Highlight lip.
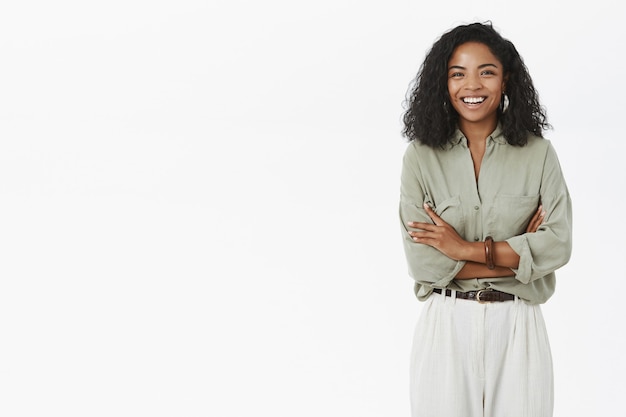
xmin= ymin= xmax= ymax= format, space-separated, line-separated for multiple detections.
xmin=461 ymin=96 xmax=487 ymax=105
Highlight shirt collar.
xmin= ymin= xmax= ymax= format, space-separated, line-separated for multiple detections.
xmin=448 ymin=124 xmax=507 ymax=148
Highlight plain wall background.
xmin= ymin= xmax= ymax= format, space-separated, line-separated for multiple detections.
xmin=1 ymin=1 xmax=624 ymax=416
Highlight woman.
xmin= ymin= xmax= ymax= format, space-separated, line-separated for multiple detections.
xmin=399 ymin=22 xmax=572 ymax=417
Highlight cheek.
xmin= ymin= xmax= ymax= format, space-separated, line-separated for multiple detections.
xmin=493 ymin=80 xmax=504 ymax=96
xmin=447 ymin=81 xmax=456 ymax=97
xmin=448 ymin=98 xmax=463 ymax=115
xmin=447 ymin=83 xmax=461 ymax=105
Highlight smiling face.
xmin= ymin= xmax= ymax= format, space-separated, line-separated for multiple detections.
xmin=447 ymin=42 xmax=506 ymax=133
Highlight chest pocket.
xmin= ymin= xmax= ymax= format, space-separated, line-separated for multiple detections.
xmin=432 ymin=195 xmax=465 ymax=232
xmin=488 ymin=194 xmax=540 ymax=237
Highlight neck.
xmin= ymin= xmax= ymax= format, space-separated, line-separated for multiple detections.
xmin=459 ymin=119 xmax=498 ymax=145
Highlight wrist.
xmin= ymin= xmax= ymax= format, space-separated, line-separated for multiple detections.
xmin=460 ymin=241 xmax=485 ymax=263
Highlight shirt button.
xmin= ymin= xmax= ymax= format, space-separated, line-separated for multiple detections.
xmin=474 ymin=206 xmax=479 ymax=210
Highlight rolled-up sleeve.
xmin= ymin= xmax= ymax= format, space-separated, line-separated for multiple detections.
xmin=505 ymin=142 xmax=572 ymax=284
xmin=399 ymin=144 xmax=466 ymax=287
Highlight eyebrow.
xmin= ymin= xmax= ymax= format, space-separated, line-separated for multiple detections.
xmin=448 ymin=63 xmax=499 ymax=70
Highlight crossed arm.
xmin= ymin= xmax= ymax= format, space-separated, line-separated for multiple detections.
xmin=407 ymin=203 xmax=545 ymax=280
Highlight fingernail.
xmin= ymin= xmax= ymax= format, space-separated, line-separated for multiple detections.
xmin=423 ymin=203 xmax=430 ymax=209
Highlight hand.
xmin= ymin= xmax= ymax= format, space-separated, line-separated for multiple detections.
xmin=525 ymin=205 xmax=546 ymax=233
xmin=407 ymin=203 xmax=468 ymax=260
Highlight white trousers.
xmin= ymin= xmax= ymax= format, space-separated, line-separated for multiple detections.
xmin=410 ymin=291 xmax=553 ymax=417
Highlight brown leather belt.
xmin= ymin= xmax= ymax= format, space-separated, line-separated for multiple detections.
xmin=432 ymin=288 xmax=515 ymax=303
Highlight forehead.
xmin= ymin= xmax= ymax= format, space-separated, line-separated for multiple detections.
xmin=448 ymin=42 xmax=501 ymax=66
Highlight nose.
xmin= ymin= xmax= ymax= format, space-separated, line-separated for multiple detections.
xmin=464 ymin=73 xmax=482 ymax=90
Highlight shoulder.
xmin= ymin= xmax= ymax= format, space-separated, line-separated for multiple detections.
xmin=515 ymin=133 xmax=552 ymax=157
xmin=401 ymin=140 xmax=441 ymax=178
xmin=513 ymin=135 xmax=567 ymax=174
xmin=525 ymin=133 xmax=549 ymax=148
xmin=403 ymin=138 xmax=446 ymax=160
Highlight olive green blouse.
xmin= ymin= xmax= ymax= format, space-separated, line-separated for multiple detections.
xmin=399 ymin=126 xmax=572 ymax=304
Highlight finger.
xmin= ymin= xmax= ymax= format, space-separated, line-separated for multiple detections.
xmin=410 ymin=231 xmax=433 ymax=239
xmin=423 ymin=203 xmax=444 ymax=226
xmin=526 ymin=207 xmax=546 ymax=233
xmin=531 ymin=205 xmax=542 ymax=219
xmin=407 ymin=222 xmax=437 ymax=231
xmin=526 ymin=217 xmax=538 ymax=233
xmin=411 ymin=233 xmax=436 ymax=244
xmin=409 ymin=227 xmax=438 ymax=236
xmin=533 ymin=206 xmax=545 ymax=221
xmin=537 ymin=210 xmax=546 ymax=227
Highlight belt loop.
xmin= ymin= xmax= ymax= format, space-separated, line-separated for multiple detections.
xmin=451 ymin=289 xmax=457 ymax=305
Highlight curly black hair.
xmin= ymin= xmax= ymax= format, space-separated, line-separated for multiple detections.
xmin=402 ymin=22 xmax=550 ymax=147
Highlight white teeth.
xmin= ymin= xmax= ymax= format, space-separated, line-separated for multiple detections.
xmin=463 ymin=97 xmax=486 ymax=104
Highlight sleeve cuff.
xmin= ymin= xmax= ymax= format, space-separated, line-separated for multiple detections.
xmin=431 ymin=260 xmax=467 ymax=288
xmin=505 ymin=235 xmax=532 ymax=284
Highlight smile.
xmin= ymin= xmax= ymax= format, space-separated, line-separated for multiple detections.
xmin=462 ymin=96 xmax=486 ymax=104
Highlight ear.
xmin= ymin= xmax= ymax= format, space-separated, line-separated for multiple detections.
xmin=502 ymin=73 xmax=509 ymax=92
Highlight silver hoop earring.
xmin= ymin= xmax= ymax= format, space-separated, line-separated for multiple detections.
xmin=502 ymin=94 xmax=510 ymax=113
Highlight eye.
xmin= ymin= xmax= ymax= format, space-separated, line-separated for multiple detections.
xmin=481 ymin=70 xmax=496 ymax=76
xmin=449 ymin=72 xmax=464 ymax=78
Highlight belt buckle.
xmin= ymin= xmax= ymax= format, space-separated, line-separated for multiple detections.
xmin=475 ymin=289 xmax=492 ymax=304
